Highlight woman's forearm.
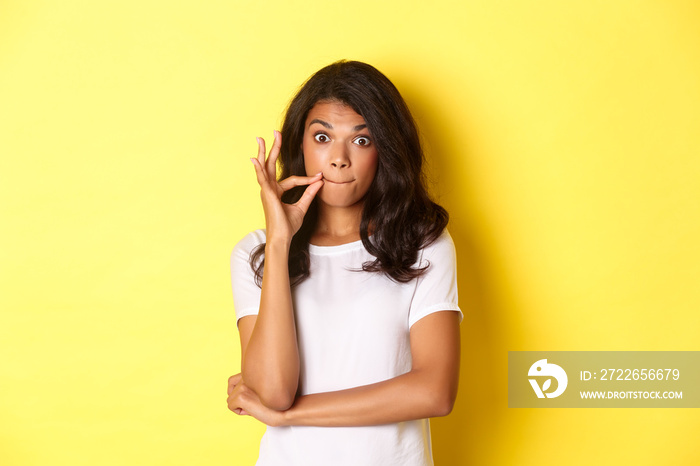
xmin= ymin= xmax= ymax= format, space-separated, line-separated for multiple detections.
xmin=241 ymin=239 xmax=299 ymax=410
xmin=279 ymin=368 xmax=456 ymax=427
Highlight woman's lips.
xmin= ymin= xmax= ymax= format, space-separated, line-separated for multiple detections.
xmin=323 ymin=178 xmax=354 ymax=184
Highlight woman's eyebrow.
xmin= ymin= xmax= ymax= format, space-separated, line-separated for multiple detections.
xmin=308 ymin=119 xmax=367 ymax=131
xmin=308 ymin=118 xmax=332 ymax=129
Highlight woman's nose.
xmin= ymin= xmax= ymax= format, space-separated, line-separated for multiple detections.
xmin=330 ymin=144 xmax=350 ymax=168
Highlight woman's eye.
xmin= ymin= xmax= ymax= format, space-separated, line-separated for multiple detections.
xmin=354 ymin=137 xmax=371 ymax=146
xmin=314 ymin=134 xmax=329 ymax=143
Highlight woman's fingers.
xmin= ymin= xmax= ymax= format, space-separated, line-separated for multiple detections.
xmin=294 ymin=179 xmax=324 ymax=214
xmin=250 ymin=157 xmax=267 ymax=186
xmin=278 ymin=173 xmax=323 ymax=192
xmin=266 ymin=131 xmax=282 ymax=180
xmin=253 ymin=132 xmax=283 ymax=185
xmin=251 ymin=136 xmax=269 ymax=186
xmin=256 ymin=137 xmax=267 ymax=169
xmin=227 ymin=381 xmax=254 ymax=416
xmin=228 ymin=373 xmax=242 ymax=396
xmin=250 ymin=133 xmax=323 ymax=232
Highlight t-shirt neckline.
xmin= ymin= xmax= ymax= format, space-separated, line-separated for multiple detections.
xmin=308 ymin=238 xmax=366 ymax=255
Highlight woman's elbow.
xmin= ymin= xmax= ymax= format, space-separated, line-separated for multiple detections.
xmin=426 ymin=384 xmax=458 ymax=417
xmin=431 ymin=393 xmax=456 ymax=417
xmin=242 ymin=368 xmax=298 ymax=410
xmin=259 ymin=389 xmax=296 ymax=411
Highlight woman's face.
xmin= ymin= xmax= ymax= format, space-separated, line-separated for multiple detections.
xmin=302 ymin=101 xmax=379 ymax=209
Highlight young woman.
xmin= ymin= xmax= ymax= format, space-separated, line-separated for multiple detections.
xmin=228 ymin=60 xmax=461 ymax=465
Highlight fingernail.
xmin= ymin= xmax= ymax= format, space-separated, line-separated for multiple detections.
xmin=250 ymin=158 xmax=256 ymax=163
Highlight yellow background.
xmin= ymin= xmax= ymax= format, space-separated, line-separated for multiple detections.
xmin=1 ymin=1 xmax=698 ymax=465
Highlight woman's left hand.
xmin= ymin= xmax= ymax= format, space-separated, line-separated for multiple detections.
xmin=227 ymin=373 xmax=286 ymax=427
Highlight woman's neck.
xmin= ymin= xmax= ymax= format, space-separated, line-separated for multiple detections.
xmin=310 ymin=203 xmax=364 ymax=246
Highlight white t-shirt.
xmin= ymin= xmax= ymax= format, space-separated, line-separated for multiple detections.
xmin=231 ymin=229 xmax=462 ymax=466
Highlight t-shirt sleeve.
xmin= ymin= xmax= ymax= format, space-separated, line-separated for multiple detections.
xmin=408 ymin=229 xmax=462 ymax=328
xmin=230 ymin=230 xmax=266 ymax=323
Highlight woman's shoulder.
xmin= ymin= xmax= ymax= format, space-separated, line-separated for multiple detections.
xmin=423 ymin=228 xmax=455 ymax=253
xmin=232 ymin=229 xmax=267 ymax=258
xmin=419 ymin=228 xmax=457 ymax=264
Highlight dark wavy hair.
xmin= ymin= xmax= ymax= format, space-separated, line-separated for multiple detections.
xmin=250 ymin=60 xmax=448 ymax=285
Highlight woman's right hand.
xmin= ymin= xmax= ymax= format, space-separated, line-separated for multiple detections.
xmin=251 ymin=130 xmax=323 ymax=245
